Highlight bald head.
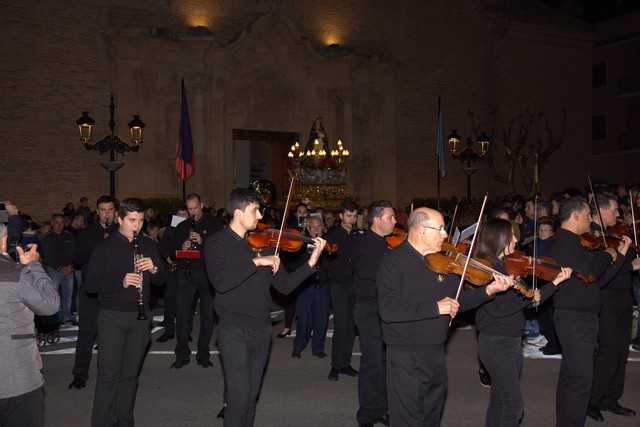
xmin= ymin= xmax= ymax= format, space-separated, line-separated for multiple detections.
xmin=407 ymin=207 xmax=446 ymax=255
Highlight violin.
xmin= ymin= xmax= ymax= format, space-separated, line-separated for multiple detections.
xmin=385 ymin=227 xmax=407 ymax=248
xmin=426 ymin=243 xmax=535 ymax=298
xmin=503 ymin=250 xmax=594 ymax=284
xmin=247 ymin=223 xmax=338 ymax=253
xmin=579 ymin=230 xmax=637 ymax=252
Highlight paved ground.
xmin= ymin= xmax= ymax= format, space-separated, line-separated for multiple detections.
xmin=39 ymin=307 xmax=640 ymax=426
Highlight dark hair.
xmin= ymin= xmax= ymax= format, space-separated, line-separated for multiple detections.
xmin=118 ymin=198 xmax=146 ymax=219
xmin=96 ymin=195 xmax=114 ymax=208
xmin=537 ymin=202 xmax=552 ymax=217
xmin=487 ymin=207 xmax=512 ymax=220
xmin=186 ymin=193 xmax=201 ymax=203
xmin=71 ymin=212 xmax=85 ymax=222
xmin=339 ymin=199 xmax=358 ymax=214
xmin=557 ymin=196 xmax=587 ymax=223
xmin=591 ymin=192 xmax=616 ymax=215
xmin=538 ymin=216 xmax=557 ymax=233
xmin=473 ymin=218 xmax=514 ymax=262
xmin=368 ymin=200 xmax=393 ymax=224
xmin=227 ymin=189 xmax=260 ymax=217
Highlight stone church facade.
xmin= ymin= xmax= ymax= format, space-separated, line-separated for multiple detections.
xmin=0 ymin=1 xmax=595 ymax=217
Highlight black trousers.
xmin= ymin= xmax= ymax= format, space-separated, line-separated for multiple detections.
xmin=554 ymin=309 xmax=598 ymax=427
xmin=72 ymin=286 xmax=99 ymax=381
xmin=162 ymin=270 xmax=178 ymax=335
xmin=0 ymin=386 xmax=44 ymax=427
xmin=218 ymin=326 xmax=271 ymax=427
xmin=591 ymin=289 xmax=633 ymax=408
xmin=92 ymin=309 xmax=150 ymax=427
xmin=175 ymin=269 xmax=214 ymax=362
xmin=537 ymin=288 xmax=561 ymax=352
xmin=386 ymin=346 xmax=446 ymax=427
xmin=330 ymin=281 xmax=355 ymax=369
xmin=478 ymin=333 xmax=524 ymax=427
xmin=354 ymin=301 xmax=387 ymax=424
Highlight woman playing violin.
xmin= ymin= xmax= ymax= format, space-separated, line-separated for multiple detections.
xmin=473 ymin=218 xmax=571 ymax=427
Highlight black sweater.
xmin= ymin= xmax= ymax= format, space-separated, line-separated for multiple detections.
xmin=377 ymin=240 xmax=493 ymax=350
xmin=173 ymin=214 xmax=223 ymax=271
xmin=544 ymin=228 xmax=623 ymax=314
xmin=323 ymin=225 xmax=357 ymax=284
xmin=85 ymin=232 xmax=165 ymax=311
xmin=475 ymin=258 xmax=556 ymax=337
xmin=204 ymin=227 xmax=316 ymax=328
xmin=73 ymin=221 xmax=118 ymax=282
xmin=353 ymin=230 xmax=389 ymax=303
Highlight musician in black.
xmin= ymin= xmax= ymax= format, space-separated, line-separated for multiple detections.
xmin=587 ymin=192 xmax=636 ymax=421
xmin=377 ymin=208 xmax=511 ymax=426
xmin=170 ymin=194 xmax=223 ymax=369
xmin=544 ymin=196 xmax=625 ymax=426
xmin=86 ymin=198 xmax=165 ymax=427
xmin=68 ymin=195 xmax=118 ymax=390
xmin=352 ymin=200 xmax=397 ymax=427
xmin=205 ymin=188 xmax=326 ymax=426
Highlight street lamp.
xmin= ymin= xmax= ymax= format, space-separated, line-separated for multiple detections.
xmin=448 ymin=130 xmax=490 ymax=201
xmin=76 ymin=94 xmax=146 ymax=198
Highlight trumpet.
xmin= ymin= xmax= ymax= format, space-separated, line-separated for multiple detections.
xmin=133 ymin=233 xmax=148 ymax=321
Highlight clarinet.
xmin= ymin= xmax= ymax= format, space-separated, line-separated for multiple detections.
xmin=185 ymin=216 xmax=196 ymax=275
xmin=133 ymin=233 xmax=148 ymax=320
xmin=103 ymin=219 xmax=110 ymax=239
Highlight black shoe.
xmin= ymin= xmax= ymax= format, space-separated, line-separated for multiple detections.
xmin=312 ymin=352 xmax=327 ymax=359
xmin=600 ymin=404 xmax=636 ymax=417
xmin=217 ymin=406 xmax=225 ymax=419
xmin=479 ymin=369 xmax=491 ymax=387
xmin=359 ymin=424 xmax=374 ymax=427
xmin=68 ymin=378 xmax=86 ymax=390
xmin=587 ymin=405 xmax=604 ymax=422
xmin=291 ymin=351 xmax=301 ymax=358
xmin=276 ymin=329 xmax=291 ymax=338
xmin=170 ymin=360 xmax=190 ymax=369
xmin=155 ymin=333 xmax=174 ymax=343
xmin=338 ymin=365 xmax=358 ymax=377
xmin=197 ymin=359 xmax=213 ymax=368
xmin=542 ymin=348 xmax=561 ymax=355
xmin=376 ymin=413 xmax=390 ymax=426
xmin=328 ymin=367 xmax=339 ymax=381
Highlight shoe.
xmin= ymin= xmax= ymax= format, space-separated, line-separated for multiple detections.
xmin=630 ymin=336 xmax=640 ymax=346
xmin=170 ymin=360 xmax=190 ymax=369
xmin=312 ymin=352 xmax=327 ymax=359
xmin=59 ymin=321 xmax=74 ymax=329
xmin=338 ymin=365 xmax=358 ymax=377
xmin=328 ymin=367 xmax=339 ymax=381
xmin=479 ymin=369 xmax=491 ymax=387
xmin=376 ymin=413 xmax=390 ymax=426
xmin=197 ymin=359 xmax=213 ymax=368
xmin=68 ymin=378 xmax=86 ymax=390
xmin=600 ymin=404 xmax=636 ymax=417
xmin=632 ymin=344 xmax=640 ymax=352
xmin=587 ymin=405 xmax=604 ymax=422
xmin=542 ymin=348 xmax=562 ymax=356
xmin=276 ymin=328 xmax=291 ymax=338
xmin=292 ymin=351 xmax=301 ymax=358
xmin=217 ymin=406 xmax=225 ymax=419
xmin=359 ymin=424 xmax=374 ymax=427
xmin=525 ymin=335 xmax=548 ymax=347
xmin=155 ymin=333 xmax=174 ymax=343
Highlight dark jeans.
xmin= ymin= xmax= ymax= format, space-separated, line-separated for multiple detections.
xmin=554 ymin=309 xmax=598 ymax=427
xmin=72 ymin=286 xmax=99 ymax=382
xmin=591 ymin=290 xmax=633 ymax=408
xmin=354 ymin=301 xmax=387 ymax=424
xmin=0 ymin=386 xmax=44 ymax=427
xmin=387 ymin=346 xmax=446 ymax=427
xmin=293 ymin=281 xmax=331 ymax=354
xmin=330 ymin=281 xmax=355 ymax=369
xmin=92 ymin=309 xmax=150 ymax=427
xmin=218 ymin=326 xmax=272 ymax=427
xmin=477 ymin=333 xmax=524 ymax=427
xmin=175 ymin=269 xmax=214 ymax=362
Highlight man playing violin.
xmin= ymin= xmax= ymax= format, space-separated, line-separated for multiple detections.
xmin=376 ymin=207 xmax=512 ymax=426
xmin=587 ymin=192 xmax=637 ymax=422
xmin=544 ymin=196 xmax=626 ymax=427
xmin=352 ymin=200 xmax=397 ymax=427
xmin=204 ymin=188 xmax=326 ymax=427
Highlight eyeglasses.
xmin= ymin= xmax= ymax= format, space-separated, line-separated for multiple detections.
xmin=422 ymin=225 xmax=446 ymax=233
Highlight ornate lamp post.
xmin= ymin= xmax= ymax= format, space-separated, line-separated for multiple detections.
xmin=448 ymin=130 xmax=490 ymax=201
xmin=76 ymin=94 xmax=146 ymax=198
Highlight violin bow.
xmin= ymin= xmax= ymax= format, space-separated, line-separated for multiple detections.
xmin=448 ymin=201 xmax=460 ymax=240
xmin=588 ymin=175 xmax=608 ymax=248
xmin=630 ymin=190 xmax=639 ymax=258
xmin=274 ymin=174 xmax=297 ymax=259
xmin=532 ymin=194 xmax=539 ymax=309
xmin=451 ymin=193 xmax=489 ymax=326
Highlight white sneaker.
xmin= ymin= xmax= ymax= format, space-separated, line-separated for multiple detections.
xmin=525 ymin=335 xmax=548 ymax=347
